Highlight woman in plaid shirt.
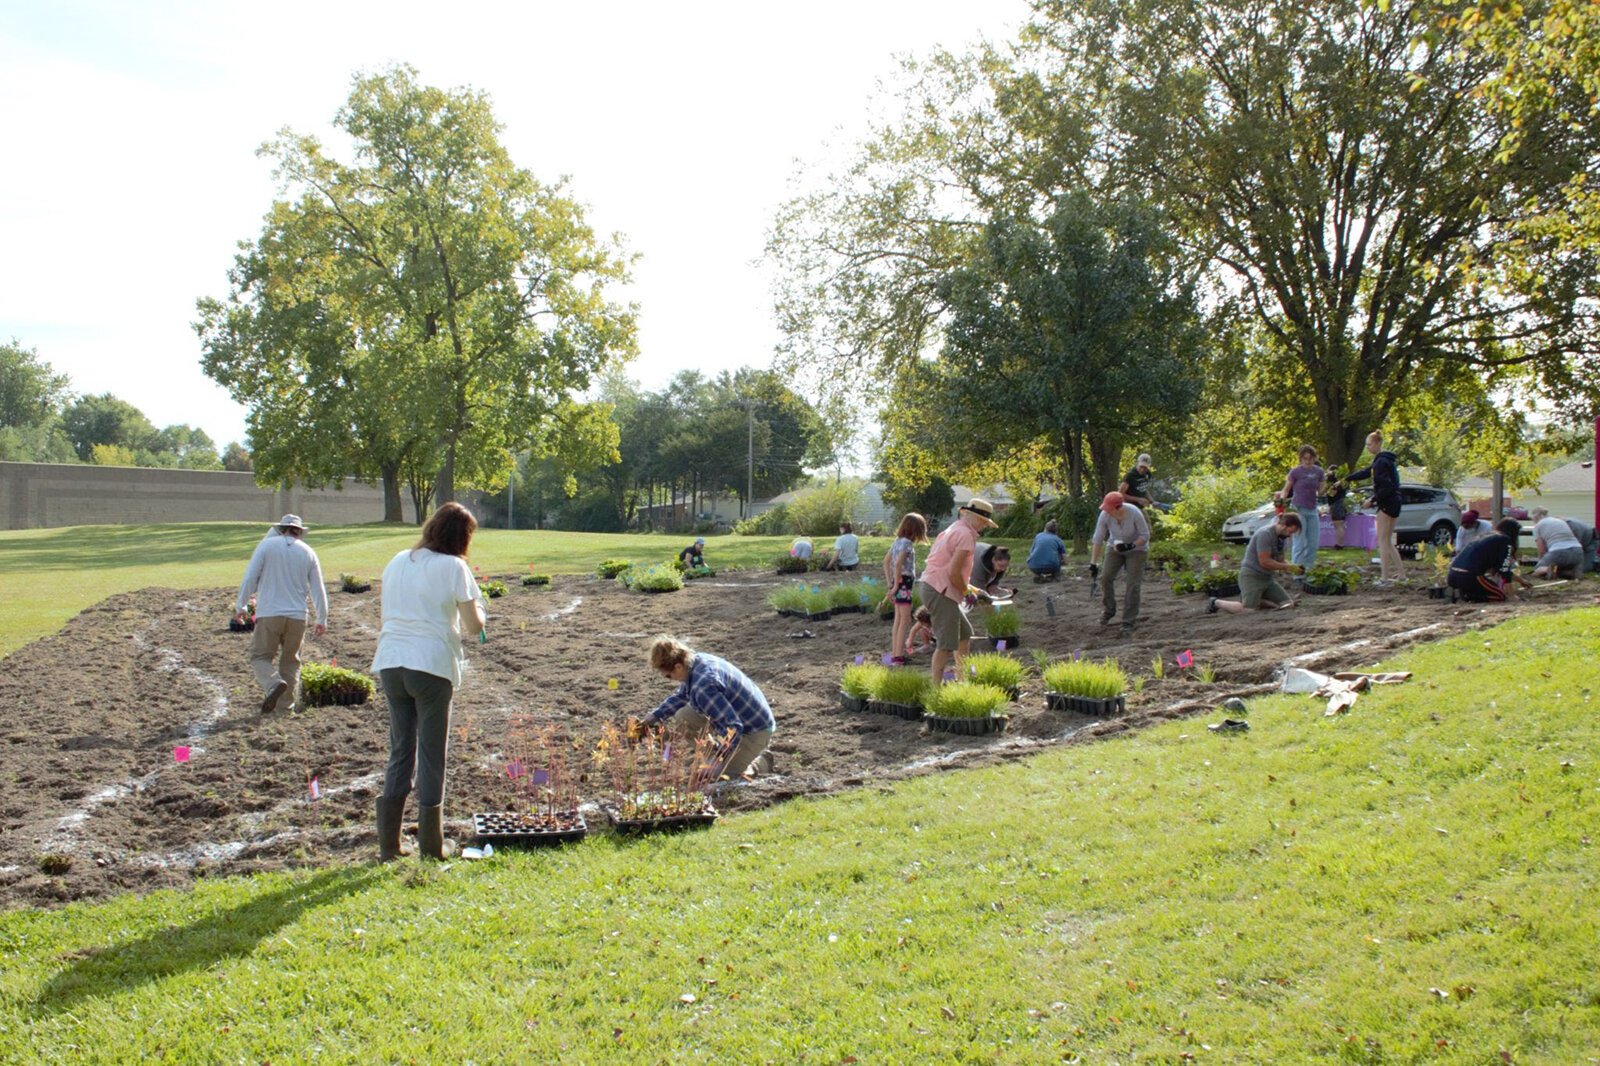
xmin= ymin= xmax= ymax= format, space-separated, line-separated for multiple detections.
xmin=639 ymin=636 xmax=776 ymax=782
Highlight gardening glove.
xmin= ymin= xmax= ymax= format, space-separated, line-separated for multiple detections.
xmin=1289 ymin=564 xmax=1306 ymax=575
xmin=626 ymin=717 xmax=648 ymax=741
xmin=1088 ymin=563 xmax=1100 ymax=578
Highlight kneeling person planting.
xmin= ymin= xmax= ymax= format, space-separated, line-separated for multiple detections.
xmin=636 ymin=637 xmax=776 ymax=783
xmin=1210 ymin=512 xmax=1303 ymax=615
xmin=1448 ymin=518 xmax=1532 ymax=602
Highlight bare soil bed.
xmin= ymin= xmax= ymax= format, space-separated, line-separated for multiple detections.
xmin=1 ymin=557 xmax=1591 ymax=908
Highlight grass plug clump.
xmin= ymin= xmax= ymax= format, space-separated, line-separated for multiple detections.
xmin=299 ymin=663 xmax=377 ymax=707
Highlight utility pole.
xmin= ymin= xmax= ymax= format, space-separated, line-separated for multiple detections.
xmin=746 ymin=400 xmax=754 ymax=519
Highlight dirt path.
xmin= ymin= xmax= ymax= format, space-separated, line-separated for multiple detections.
xmin=1 ymin=559 xmax=1592 ymax=908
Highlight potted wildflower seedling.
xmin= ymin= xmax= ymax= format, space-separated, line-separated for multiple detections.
xmin=774 ymin=553 xmax=810 ymax=575
xmin=339 ymin=572 xmax=372 ymax=594
xmin=1042 ymin=657 xmax=1128 ymax=716
xmin=474 ymin=719 xmax=589 ymax=846
xmin=299 ymin=662 xmax=376 ymax=707
xmin=228 ymin=595 xmax=257 ymax=633
xmin=828 ymin=582 xmax=868 ymax=615
xmin=1302 ymin=564 xmax=1361 ymax=596
xmin=593 ymin=719 xmax=721 ymax=834
xmin=924 ymin=681 xmax=1010 ymax=736
xmin=480 ymin=579 xmax=508 ymax=599
xmin=961 ymin=652 xmax=1025 ymax=701
xmin=983 ymin=605 xmax=1022 ymax=649
xmin=1426 ymin=546 xmax=1452 ymax=599
xmin=840 ymin=661 xmax=887 ymax=712
xmin=596 ymin=558 xmax=633 ymax=579
xmin=1198 ymin=569 xmax=1241 ymax=598
xmin=522 ymin=573 xmax=552 ymax=587
xmin=866 ymin=667 xmax=931 ymax=721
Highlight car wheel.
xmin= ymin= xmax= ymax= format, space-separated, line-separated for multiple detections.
xmin=1428 ymin=521 xmax=1455 ymax=547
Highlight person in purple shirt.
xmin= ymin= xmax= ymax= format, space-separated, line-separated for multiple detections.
xmin=1275 ymin=445 xmax=1325 ymax=578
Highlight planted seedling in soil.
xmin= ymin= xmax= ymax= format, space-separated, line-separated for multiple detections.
xmin=984 ymin=606 xmax=1022 ymax=645
xmin=522 ymin=573 xmax=552 ymax=587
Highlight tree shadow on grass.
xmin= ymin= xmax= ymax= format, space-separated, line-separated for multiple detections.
xmin=0 ymin=523 xmax=411 ymax=572
xmin=33 ymin=865 xmax=380 ymax=1015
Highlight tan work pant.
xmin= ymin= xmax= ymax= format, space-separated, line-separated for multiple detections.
xmin=666 ymin=707 xmax=775 ymax=782
xmin=251 ymin=615 xmax=307 ymax=712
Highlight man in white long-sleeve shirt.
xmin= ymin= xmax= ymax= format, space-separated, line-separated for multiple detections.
xmin=234 ymin=514 xmax=329 ymax=713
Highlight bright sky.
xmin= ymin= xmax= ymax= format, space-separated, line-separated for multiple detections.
xmin=0 ymin=1 xmax=1030 ymax=452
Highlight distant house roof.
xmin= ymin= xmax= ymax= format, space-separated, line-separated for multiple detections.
xmin=1537 ymin=459 xmax=1597 ymax=493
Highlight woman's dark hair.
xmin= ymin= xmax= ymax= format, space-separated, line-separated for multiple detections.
xmin=895 ymin=513 xmax=928 ymax=542
xmin=1279 ymin=513 xmax=1303 ymax=531
xmin=1298 ymin=445 xmax=1318 ymax=460
xmin=840 ymin=521 xmax=853 ymax=534
xmin=984 ymin=545 xmax=1011 ymax=566
xmin=414 ymin=502 xmax=478 ymax=558
xmin=1496 ymin=518 xmax=1523 ymax=539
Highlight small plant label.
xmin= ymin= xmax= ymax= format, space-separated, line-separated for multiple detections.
xmin=608 ymin=678 xmax=619 ymax=690
xmin=855 ymin=654 xmax=865 ymax=665
xmin=881 ymin=654 xmax=895 ymax=666
xmin=530 ymin=768 xmax=551 ymax=785
xmin=996 ymin=639 xmax=1008 ymax=651
xmin=507 ymin=759 xmax=526 ymax=779
xmin=944 ymin=670 xmax=956 ymax=682
xmin=172 ymin=746 xmax=190 ymax=763
xmin=307 ymin=776 xmax=321 ymax=801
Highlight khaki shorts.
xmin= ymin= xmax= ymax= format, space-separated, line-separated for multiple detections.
xmin=917 ymin=582 xmax=973 ymax=649
xmin=1239 ymin=568 xmax=1290 ymax=608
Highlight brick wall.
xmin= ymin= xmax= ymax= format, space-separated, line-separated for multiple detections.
xmin=0 ymin=462 xmax=416 ymax=529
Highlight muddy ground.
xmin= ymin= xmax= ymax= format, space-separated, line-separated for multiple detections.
xmin=1 ymin=554 xmax=1592 ymax=909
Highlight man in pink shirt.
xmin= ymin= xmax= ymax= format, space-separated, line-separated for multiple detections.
xmin=915 ymin=497 xmax=1000 ymax=682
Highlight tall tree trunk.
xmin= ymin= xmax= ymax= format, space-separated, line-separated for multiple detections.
xmin=1065 ymin=429 xmax=1088 ymax=555
xmin=381 ymin=462 xmax=403 ymax=523
xmin=1088 ymin=435 xmax=1123 ymax=499
xmin=436 ymin=441 xmax=456 ymax=506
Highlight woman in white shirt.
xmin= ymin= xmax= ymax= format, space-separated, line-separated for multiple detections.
xmin=371 ymin=502 xmax=486 ymax=861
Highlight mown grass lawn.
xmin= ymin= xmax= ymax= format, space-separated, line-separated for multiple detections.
xmin=2 ymin=608 xmax=1595 ymax=1062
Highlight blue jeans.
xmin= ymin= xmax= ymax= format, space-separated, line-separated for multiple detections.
xmin=1293 ymin=507 xmax=1320 ymax=570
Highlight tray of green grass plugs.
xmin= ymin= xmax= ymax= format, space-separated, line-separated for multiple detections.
xmin=923 ymin=681 xmax=1010 ymax=735
xmin=865 ymin=668 xmax=930 ymax=720
xmin=1042 ymin=657 xmax=1128 ymax=716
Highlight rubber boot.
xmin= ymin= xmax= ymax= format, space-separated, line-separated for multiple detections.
xmin=418 ymin=804 xmax=446 ymax=861
xmin=376 ymin=795 xmax=409 ymax=862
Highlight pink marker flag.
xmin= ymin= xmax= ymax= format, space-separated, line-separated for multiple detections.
xmin=1175 ymin=649 xmax=1194 ymax=669
xmin=854 ymin=654 xmax=865 ymax=665
xmin=330 ymin=656 xmax=338 ymax=668
xmin=662 ymin=741 xmax=673 ymax=764
xmin=506 ymin=759 xmax=526 ymax=779
xmin=173 ymin=746 xmax=190 ymax=763
xmin=996 ymin=639 xmax=1008 ymax=652
xmin=308 ymin=776 xmax=321 ymax=801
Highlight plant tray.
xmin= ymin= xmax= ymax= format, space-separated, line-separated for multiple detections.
xmin=867 ymin=699 xmax=925 ymax=721
xmin=803 ymin=609 xmax=835 ymax=620
xmin=303 ymin=691 xmax=372 ymax=707
xmin=1301 ymin=585 xmax=1348 ymax=596
xmin=604 ymin=804 xmax=718 ymax=835
xmin=342 ymin=582 xmax=372 ymax=594
xmin=925 ymin=713 xmax=1009 ymax=736
xmin=1045 ymin=692 xmax=1126 ymax=716
xmin=839 ymin=690 xmax=868 ymax=713
xmin=472 ymin=811 xmax=588 ymax=847
xmin=1426 ymin=585 xmax=1448 ymax=600
xmin=1205 ymin=582 xmax=1241 ymax=597
xmin=227 ymin=619 xmax=255 ymax=633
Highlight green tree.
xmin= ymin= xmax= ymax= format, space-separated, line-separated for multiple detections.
xmin=221 ymin=441 xmax=253 ymax=472
xmin=61 ymin=393 xmax=157 ymax=462
xmin=1031 ymin=0 xmax=1600 ymax=464
xmin=0 ymin=339 xmax=71 ymax=430
xmin=198 ymin=65 xmax=636 ymax=516
xmin=925 ymin=193 xmax=1206 ymax=548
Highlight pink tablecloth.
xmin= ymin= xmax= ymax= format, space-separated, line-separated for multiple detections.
xmin=1321 ymin=512 xmax=1376 ymax=550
